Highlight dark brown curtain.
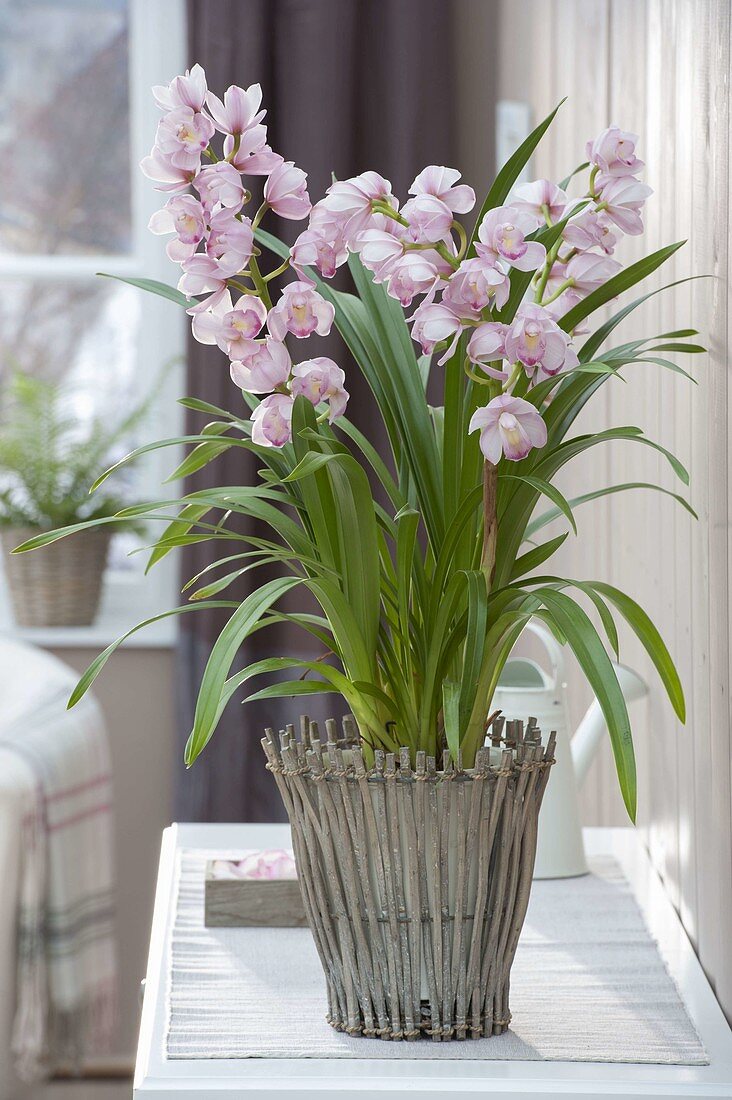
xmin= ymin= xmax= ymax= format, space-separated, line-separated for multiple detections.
xmin=176 ymin=0 xmax=458 ymax=822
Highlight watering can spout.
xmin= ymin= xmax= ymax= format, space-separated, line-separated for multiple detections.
xmin=571 ymin=664 xmax=648 ymax=787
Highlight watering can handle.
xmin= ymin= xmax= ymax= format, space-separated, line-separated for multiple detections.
xmin=524 ymin=620 xmax=566 ymax=688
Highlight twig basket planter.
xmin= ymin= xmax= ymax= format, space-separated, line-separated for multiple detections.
xmin=2 ymin=527 xmax=110 ymax=627
xmin=262 ymin=714 xmax=555 ymax=1041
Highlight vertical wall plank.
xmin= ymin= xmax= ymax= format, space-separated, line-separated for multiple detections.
xmin=702 ymin=0 xmax=732 ymax=1020
xmin=649 ymin=0 xmax=681 ymax=906
xmin=496 ymin=0 xmax=732 ymax=1022
xmin=671 ymin=0 xmax=698 ymax=939
xmin=606 ymin=0 xmax=654 ymax=836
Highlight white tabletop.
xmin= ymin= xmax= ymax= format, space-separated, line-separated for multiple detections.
xmin=134 ymin=825 xmax=732 ymax=1098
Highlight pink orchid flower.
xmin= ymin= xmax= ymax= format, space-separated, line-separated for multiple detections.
xmin=596 ymin=176 xmax=653 ymax=236
xmin=140 ymin=146 xmax=196 ymax=193
xmin=178 ymin=254 xmax=229 ymax=304
xmin=194 ymin=162 xmax=245 ymax=211
xmin=563 ymin=252 xmax=622 ymax=294
xmin=410 ymin=300 xmax=463 ymax=361
xmin=153 ymin=64 xmax=208 ymax=113
xmin=467 ymin=322 xmax=509 ymax=379
xmin=355 ymin=228 xmax=404 ymax=282
xmin=400 ymin=194 xmax=454 ymax=245
xmin=442 ymin=256 xmax=510 ymax=316
xmin=563 ymin=208 xmax=617 ymax=254
xmin=264 ymin=158 xmax=311 ymax=220
xmin=586 ymin=126 xmax=644 ymax=177
xmin=230 ymin=337 xmax=292 ymax=393
xmin=505 ymin=302 xmax=579 ymax=379
xmin=205 ymin=83 xmax=265 ymax=137
xmin=385 ymin=253 xmax=440 ymax=307
xmin=206 ymin=208 xmax=254 ymax=276
xmin=409 ymin=166 xmax=476 ymax=214
xmin=319 ymin=172 xmax=396 ymax=243
xmin=476 ymin=205 xmax=547 ymax=272
xmin=511 ymin=179 xmax=569 ymax=227
xmin=155 ymin=106 xmax=214 ymax=171
xmin=148 ymin=195 xmax=207 ymax=261
xmin=250 ymin=393 xmax=294 ymax=448
xmin=189 ymin=291 xmax=268 ymax=354
xmin=290 ymin=223 xmax=348 ymax=280
xmin=291 ymin=358 xmax=349 ymax=421
xmin=221 ymin=299 xmax=270 ymax=357
xmin=223 ymin=125 xmax=281 ymax=174
xmin=267 ymin=282 xmax=335 ymax=340
xmin=469 ymin=394 xmax=547 ymax=463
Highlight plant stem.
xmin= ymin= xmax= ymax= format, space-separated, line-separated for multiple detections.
xmin=502 ymin=361 xmax=524 ymax=394
xmin=453 ymin=218 xmax=468 ymax=260
xmin=228 ymin=279 xmax=258 ymax=295
xmin=225 ymin=134 xmax=241 ymax=164
xmin=264 ymin=258 xmax=291 ymax=282
xmin=252 ymin=202 xmax=268 ymax=231
xmin=541 ymin=277 xmax=575 ymax=306
xmin=534 ymin=237 xmax=564 ymax=304
xmin=371 ymin=201 xmax=409 ymax=228
xmin=372 ymin=201 xmax=460 ymax=271
xmin=481 ymin=460 xmax=498 ymax=588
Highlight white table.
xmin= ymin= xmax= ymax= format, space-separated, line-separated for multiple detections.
xmin=134 ymin=825 xmax=732 ymax=1098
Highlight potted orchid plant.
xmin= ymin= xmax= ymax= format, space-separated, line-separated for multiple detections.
xmin=16 ymin=66 xmax=699 ymax=1041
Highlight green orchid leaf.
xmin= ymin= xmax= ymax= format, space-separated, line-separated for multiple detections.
xmin=97 ymin=272 xmax=192 ymax=307
xmin=536 ymin=587 xmax=636 ymax=820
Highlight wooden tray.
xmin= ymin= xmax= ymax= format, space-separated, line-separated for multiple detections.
xmin=204 ymin=860 xmax=307 ymax=927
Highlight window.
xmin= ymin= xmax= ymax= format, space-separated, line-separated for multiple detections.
xmin=0 ymin=0 xmax=187 ymax=645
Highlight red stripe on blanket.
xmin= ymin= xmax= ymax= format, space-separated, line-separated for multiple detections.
xmin=45 ymin=774 xmax=112 ymax=804
xmin=49 ymin=803 xmax=112 ymax=831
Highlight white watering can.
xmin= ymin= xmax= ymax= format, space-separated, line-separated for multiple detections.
xmin=493 ymin=621 xmax=648 ymax=878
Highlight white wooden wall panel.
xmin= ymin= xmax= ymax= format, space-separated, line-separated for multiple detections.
xmin=497 ymin=0 xmax=732 ymax=1022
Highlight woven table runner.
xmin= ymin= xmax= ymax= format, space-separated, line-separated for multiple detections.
xmin=166 ymin=850 xmax=707 ymax=1064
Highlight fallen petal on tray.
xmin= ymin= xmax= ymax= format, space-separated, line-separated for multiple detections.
xmin=210 ymin=849 xmax=298 ymax=880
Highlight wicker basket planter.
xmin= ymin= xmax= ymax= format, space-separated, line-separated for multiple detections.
xmin=262 ymin=714 xmax=555 ymax=1041
xmin=2 ymin=527 xmax=111 ymax=627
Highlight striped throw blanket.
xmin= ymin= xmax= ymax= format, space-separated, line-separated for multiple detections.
xmin=0 ymin=642 xmax=117 ymax=1082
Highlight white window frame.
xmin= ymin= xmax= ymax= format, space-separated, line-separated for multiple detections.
xmin=0 ymin=0 xmax=188 ymax=648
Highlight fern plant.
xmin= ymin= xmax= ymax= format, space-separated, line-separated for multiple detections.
xmin=14 ymin=86 xmax=701 ymax=821
xmin=0 ymin=370 xmax=153 ymax=529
